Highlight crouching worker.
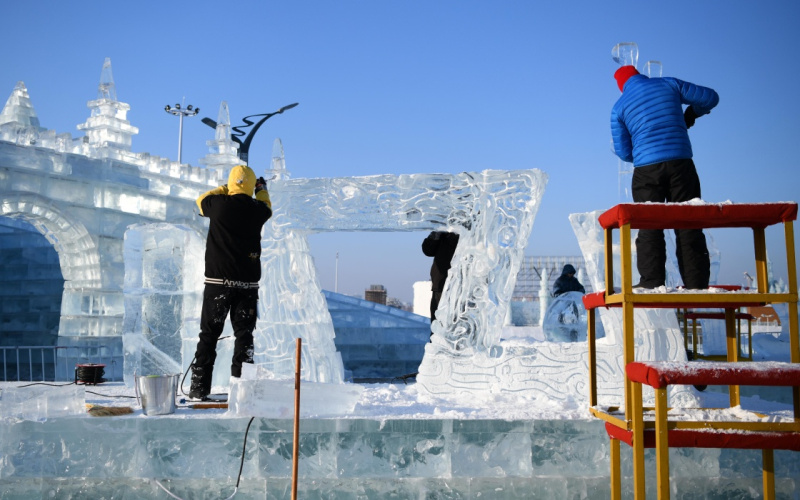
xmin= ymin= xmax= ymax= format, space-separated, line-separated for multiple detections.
xmin=553 ymin=264 xmax=585 ymax=297
xmin=188 ymin=165 xmax=272 ymax=401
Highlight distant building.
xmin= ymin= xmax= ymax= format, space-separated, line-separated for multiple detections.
xmin=364 ymin=284 xmax=387 ymax=305
xmin=413 ymin=281 xmax=433 ymax=318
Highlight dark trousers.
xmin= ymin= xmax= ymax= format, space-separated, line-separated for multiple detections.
xmin=193 ymin=284 xmax=258 ymax=380
xmin=631 ymin=159 xmax=710 ymax=289
xmin=429 ymin=291 xmax=443 ymax=340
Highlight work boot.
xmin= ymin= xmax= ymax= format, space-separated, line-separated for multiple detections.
xmin=188 ymin=364 xmax=212 ymax=401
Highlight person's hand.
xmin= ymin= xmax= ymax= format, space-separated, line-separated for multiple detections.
xmin=684 ymin=106 xmax=697 ymax=129
xmin=255 ymin=177 xmax=267 ymax=193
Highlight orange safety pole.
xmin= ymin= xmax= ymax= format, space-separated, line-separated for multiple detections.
xmin=291 ymin=338 xmax=302 ymax=500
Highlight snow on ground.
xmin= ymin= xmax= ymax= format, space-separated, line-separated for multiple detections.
xmin=1 ymin=320 xmax=795 ymax=422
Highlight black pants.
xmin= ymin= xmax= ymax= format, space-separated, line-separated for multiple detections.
xmin=193 ymin=284 xmax=258 ymax=379
xmin=429 ymin=291 xmax=443 ymax=340
xmin=631 ymin=159 xmax=710 ymax=289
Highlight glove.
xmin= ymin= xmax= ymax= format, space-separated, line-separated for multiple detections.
xmin=684 ymin=106 xmax=697 ymax=129
xmin=255 ymin=177 xmax=267 ymax=193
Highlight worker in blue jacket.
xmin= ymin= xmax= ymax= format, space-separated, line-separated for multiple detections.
xmin=611 ymin=65 xmax=719 ymax=290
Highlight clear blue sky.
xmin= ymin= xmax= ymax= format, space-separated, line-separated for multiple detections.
xmin=3 ymin=1 xmax=799 ymax=302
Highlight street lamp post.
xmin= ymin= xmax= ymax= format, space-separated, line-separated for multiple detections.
xmin=164 ymin=102 xmax=200 ymax=164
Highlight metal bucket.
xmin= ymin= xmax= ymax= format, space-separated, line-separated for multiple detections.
xmin=135 ymin=373 xmax=180 ymax=416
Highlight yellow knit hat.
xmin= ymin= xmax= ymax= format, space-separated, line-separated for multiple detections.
xmin=227 ymin=165 xmax=256 ymax=196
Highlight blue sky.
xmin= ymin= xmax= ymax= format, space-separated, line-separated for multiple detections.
xmin=3 ymin=1 xmax=799 ymax=302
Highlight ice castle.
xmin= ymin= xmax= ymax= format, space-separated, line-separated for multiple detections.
xmin=1 ymin=59 xmax=798 ymax=498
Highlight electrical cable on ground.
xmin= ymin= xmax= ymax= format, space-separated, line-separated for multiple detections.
xmin=9 ymin=381 xmax=137 ymax=398
xmin=154 ymin=416 xmax=255 ymax=500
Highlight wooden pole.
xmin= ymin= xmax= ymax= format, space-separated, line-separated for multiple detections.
xmin=291 ymin=338 xmax=302 ymax=500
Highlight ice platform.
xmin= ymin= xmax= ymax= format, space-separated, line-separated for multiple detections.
xmin=1 ymin=383 xmax=798 ymax=499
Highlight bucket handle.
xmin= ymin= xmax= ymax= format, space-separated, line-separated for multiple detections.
xmin=134 ymin=370 xmax=141 ymax=408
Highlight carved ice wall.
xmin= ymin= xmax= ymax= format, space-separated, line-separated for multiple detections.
xmin=260 ymin=169 xmax=548 ymax=384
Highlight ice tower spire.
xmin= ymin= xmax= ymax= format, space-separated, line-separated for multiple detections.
xmin=199 ymin=101 xmax=241 ymax=176
xmin=77 ymin=58 xmax=138 ymax=155
xmin=0 ymin=81 xmax=42 ymax=129
xmin=265 ymin=137 xmax=290 ymax=181
xmin=97 ymin=57 xmax=117 ymax=101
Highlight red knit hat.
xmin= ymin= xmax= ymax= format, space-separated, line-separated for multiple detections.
xmin=614 ymin=65 xmax=639 ymax=92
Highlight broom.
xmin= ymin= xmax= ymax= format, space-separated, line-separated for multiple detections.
xmin=86 ymin=404 xmax=134 ymax=417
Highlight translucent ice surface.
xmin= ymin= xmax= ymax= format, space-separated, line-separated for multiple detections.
xmin=542 ymin=291 xmax=592 ymax=342
xmin=0 ymin=384 xmax=85 ymax=421
xmin=122 ymin=224 xmax=205 ymax=385
xmin=227 ymin=377 xmax=364 ymax=418
xmin=612 ymin=42 xmax=638 ymax=68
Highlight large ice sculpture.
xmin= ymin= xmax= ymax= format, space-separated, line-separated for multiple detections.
xmin=263 ymin=168 xmax=548 ymax=385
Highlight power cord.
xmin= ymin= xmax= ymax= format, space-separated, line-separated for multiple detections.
xmin=155 ymin=416 xmax=255 ymax=500
xmin=5 ymin=381 xmax=137 ymax=399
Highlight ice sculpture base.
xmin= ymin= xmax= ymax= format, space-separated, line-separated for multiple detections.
xmin=1 ymin=408 xmax=796 ymax=498
xmin=227 ymin=377 xmax=364 ymax=418
xmin=417 ymin=337 xmax=627 ymax=405
xmin=0 ymin=384 xmax=85 ymax=421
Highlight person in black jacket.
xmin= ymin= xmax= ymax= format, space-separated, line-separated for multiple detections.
xmin=552 ymin=264 xmax=585 ymax=297
xmin=188 ymin=165 xmax=272 ymax=401
xmin=422 ymin=231 xmax=459 ymax=336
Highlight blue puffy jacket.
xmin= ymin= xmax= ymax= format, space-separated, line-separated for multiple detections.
xmin=611 ymin=75 xmax=719 ymax=167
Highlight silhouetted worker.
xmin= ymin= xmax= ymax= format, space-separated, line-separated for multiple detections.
xmin=422 ymin=231 xmax=459 ymax=335
xmin=189 ymin=165 xmax=272 ymax=401
xmin=611 ymin=64 xmax=719 ymax=289
xmin=552 ymin=264 xmax=585 ymax=297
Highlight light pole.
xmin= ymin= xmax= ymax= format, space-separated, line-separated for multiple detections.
xmin=164 ymin=102 xmax=199 ymax=164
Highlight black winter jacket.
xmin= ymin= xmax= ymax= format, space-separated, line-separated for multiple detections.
xmin=201 ymin=193 xmax=272 ymax=288
xmin=422 ymin=231 xmax=460 ymax=292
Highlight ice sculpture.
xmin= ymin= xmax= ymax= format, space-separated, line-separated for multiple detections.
xmin=538 ymin=267 xmax=549 ymax=326
xmin=3 ymin=57 xmax=709 ymax=405
xmin=542 ymin=291 xmax=589 ymax=342
xmin=122 ymin=223 xmax=206 ymax=383
xmin=568 ymin=210 xmax=699 ymax=407
xmin=611 ymin=42 xmax=638 ymax=68
xmin=262 ymin=168 xmax=548 ymax=385
xmin=120 ymin=167 xmax=548 ymax=387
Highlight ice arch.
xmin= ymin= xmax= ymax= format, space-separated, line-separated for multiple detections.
xmin=1 ymin=192 xmax=100 ymax=286
xmin=0 ymin=192 xmax=109 ymax=335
